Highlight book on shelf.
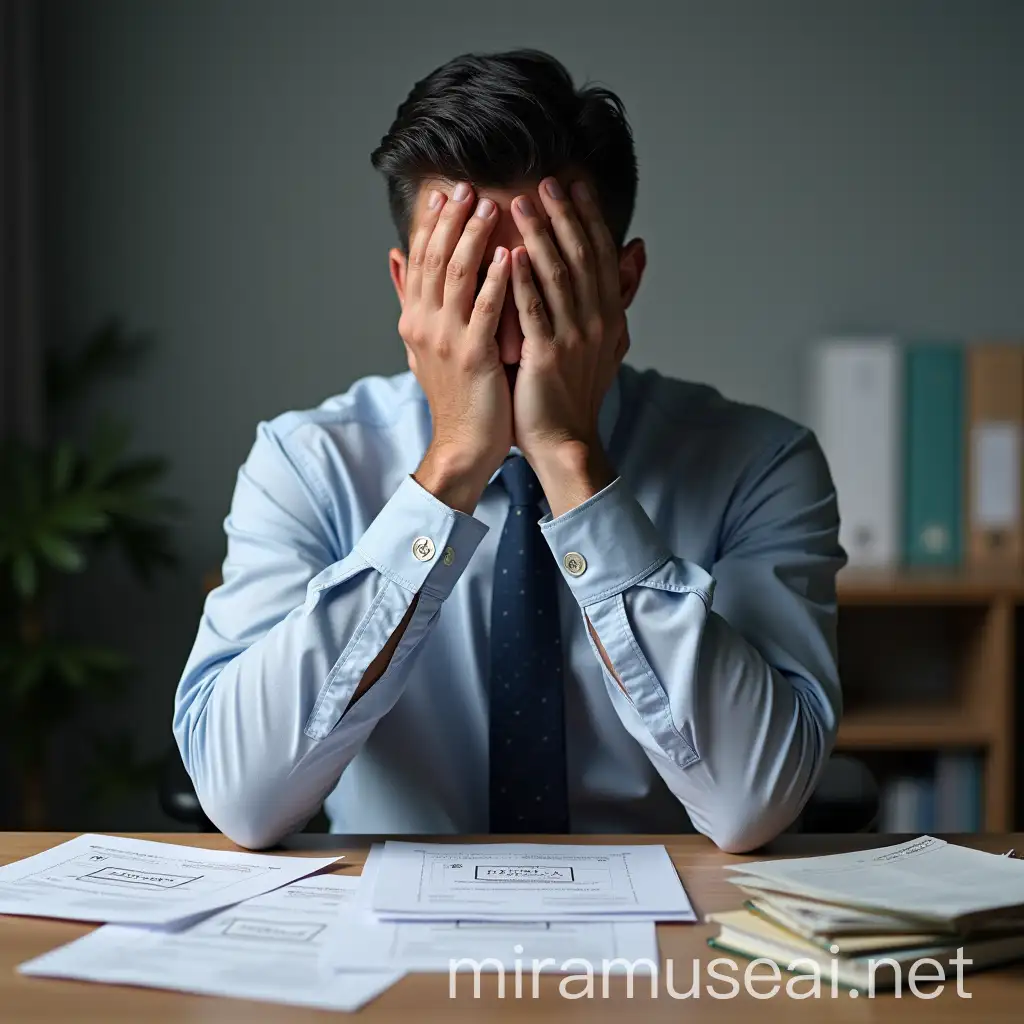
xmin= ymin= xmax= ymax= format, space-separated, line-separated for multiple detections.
xmin=877 ymin=756 xmax=982 ymax=835
xmin=934 ymin=753 xmax=983 ymax=833
xmin=879 ymin=775 xmax=932 ymax=834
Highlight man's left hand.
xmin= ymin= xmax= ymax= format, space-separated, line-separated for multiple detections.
xmin=509 ymin=177 xmax=628 ymax=518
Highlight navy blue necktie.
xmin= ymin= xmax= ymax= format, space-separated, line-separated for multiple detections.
xmin=489 ymin=456 xmax=570 ymax=834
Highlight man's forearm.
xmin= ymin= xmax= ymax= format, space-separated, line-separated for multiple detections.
xmin=348 ymin=448 xmax=491 ymax=712
xmin=534 ymin=472 xmax=841 ymax=853
xmin=345 ymin=447 xmax=491 ymax=708
xmin=175 ymin=470 xmax=488 ymax=849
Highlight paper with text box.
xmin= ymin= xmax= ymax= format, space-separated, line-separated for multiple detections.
xmin=322 ymin=844 xmax=660 ymax=973
xmin=19 ymin=874 xmax=400 ymax=1012
xmin=369 ymin=841 xmax=695 ymax=922
xmin=0 ymin=833 xmax=341 ymax=925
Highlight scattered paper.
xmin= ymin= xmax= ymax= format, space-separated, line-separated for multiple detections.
xmin=0 ymin=834 xmax=341 ymax=925
xmin=19 ymin=874 xmax=401 ymax=1013
xmin=322 ymin=845 xmax=659 ymax=973
xmin=369 ymin=841 xmax=694 ymax=922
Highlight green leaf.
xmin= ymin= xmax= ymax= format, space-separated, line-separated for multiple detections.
xmin=9 ymin=445 xmax=43 ymax=516
xmin=9 ymin=652 xmax=45 ymax=699
xmin=46 ymin=495 xmax=110 ymax=533
xmin=46 ymin=319 xmax=151 ymax=411
xmin=106 ymin=456 xmax=169 ymax=491
xmin=83 ymin=418 xmax=131 ymax=486
xmin=78 ymin=647 xmax=129 ymax=673
xmin=11 ymin=551 xmax=38 ymax=598
xmin=108 ymin=519 xmax=177 ymax=582
xmin=51 ymin=442 xmax=77 ymax=493
xmin=34 ymin=532 xmax=86 ymax=573
xmin=52 ymin=649 xmax=87 ymax=688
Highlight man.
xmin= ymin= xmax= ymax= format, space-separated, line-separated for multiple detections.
xmin=174 ymin=50 xmax=845 ymax=853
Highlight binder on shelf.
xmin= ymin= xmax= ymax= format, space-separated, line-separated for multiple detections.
xmin=879 ymin=776 xmax=923 ymax=834
xmin=807 ymin=338 xmax=901 ymax=567
xmin=966 ymin=344 xmax=1024 ymax=571
xmin=903 ymin=343 xmax=964 ymax=566
xmin=935 ymin=754 xmax=982 ymax=833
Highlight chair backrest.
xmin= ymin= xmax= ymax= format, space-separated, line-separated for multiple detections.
xmin=801 ymin=755 xmax=879 ymax=833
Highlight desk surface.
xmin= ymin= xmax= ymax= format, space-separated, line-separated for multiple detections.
xmin=2 ymin=831 xmax=1023 ymax=1022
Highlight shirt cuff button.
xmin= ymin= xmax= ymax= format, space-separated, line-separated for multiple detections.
xmin=412 ymin=536 xmax=436 ymax=561
xmin=562 ymin=552 xmax=587 ymax=577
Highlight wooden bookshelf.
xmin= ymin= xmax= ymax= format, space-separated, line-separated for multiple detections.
xmin=837 ymin=706 xmax=993 ymax=749
xmin=838 ymin=567 xmax=1024 ymax=605
xmin=835 ymin=566 xmax=1019 ymax=831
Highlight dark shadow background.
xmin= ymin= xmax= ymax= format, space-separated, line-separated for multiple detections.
xmin=10 ymin=0 xmax=1024 ymax=830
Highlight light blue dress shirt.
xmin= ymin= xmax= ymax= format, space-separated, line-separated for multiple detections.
xmin=174 ymin=363 xmax=846 ymax=852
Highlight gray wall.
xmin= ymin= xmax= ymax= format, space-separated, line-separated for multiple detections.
xmin=39 ymin=0 xmax=1024 ymax=827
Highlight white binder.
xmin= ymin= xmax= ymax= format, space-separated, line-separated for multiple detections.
xmin=806 ymin=338 xmax=902 ymax=567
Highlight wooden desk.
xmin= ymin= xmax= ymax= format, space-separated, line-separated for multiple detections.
xmin=3 ymin=832 xmax=1024 ymax=1021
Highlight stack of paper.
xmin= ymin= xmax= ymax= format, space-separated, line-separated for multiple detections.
xmin=321 ymin=841 xmax=695 ymax=977
xmin=5 ymin=833 xmax=401 ymax=1012
xmin=707 ymin=836 xmax=1024 ymax=991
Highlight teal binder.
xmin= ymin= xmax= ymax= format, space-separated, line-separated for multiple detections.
xmin=903 ymin=343 xmax=964 ymax=566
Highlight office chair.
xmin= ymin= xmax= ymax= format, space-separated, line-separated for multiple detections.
xmin=158 ymin=747 xmax=216 ymax=832
xmin=800 ymin=754 xmax=879 ymax=833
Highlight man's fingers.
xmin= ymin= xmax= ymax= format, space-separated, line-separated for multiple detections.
xmin=467 ymin=246 xmax=511 ymax=339
xmin=510 ymin=195 xmax=576 ymax=333
xmin=405 ymin=189 xmax=447 ymax=304
xmin=510 ymin=248 xmax=555 ymax=344
xmin=536 ymin=177 xmax=600 ymax=320
xmin=444 ymin=197 xmax=500 ymax=315
xmin=422 ymin=182 xmax=476 ymax=309
xmin=569 ymin=180 xmax=620 ymax=311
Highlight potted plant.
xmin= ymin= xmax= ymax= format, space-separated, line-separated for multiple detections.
xmin=0 ymin=321 xmax=179 ymax=828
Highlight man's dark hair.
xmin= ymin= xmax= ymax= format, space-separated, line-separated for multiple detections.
xmin=371 ymin=50 xmax=637 ymax=250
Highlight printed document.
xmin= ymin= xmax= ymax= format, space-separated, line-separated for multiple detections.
xmin=0 ymin=833 xmax=341 ymax=925
xmin=323 ymin=845 xmax=659 ymax=973
xmin=369 ymin=841 xmax=694 ymax=921
xmin=19 ymin=874 xmax=401 ymax=1013
xmin=725 ymin=836 xmax=1024 ymax=924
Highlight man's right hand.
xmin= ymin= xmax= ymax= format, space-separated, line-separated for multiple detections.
xmin=401 ymin=183 xmax=512 ymax=514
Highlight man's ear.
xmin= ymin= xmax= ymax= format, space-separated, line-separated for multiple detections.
xmin=389 ymin=247 xmax=408 ymax=307
xmin=618 ymin=238 xmax=647 ymax=310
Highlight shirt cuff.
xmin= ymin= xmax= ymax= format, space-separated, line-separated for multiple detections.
xmin=539 ymin=477 xmax=672 ymax=607
xmin=351 ymin=475 xmax=488 ymax=600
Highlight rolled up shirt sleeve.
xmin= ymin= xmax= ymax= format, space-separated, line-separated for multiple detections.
xmin=540 ymin=427 xmax=845 ymax=853
xmin=173 ymin=419 xmax=487 ymax=849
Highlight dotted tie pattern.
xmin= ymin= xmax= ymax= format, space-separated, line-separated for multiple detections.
xmin=488 ymin=455 xmax=570 ymax=834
